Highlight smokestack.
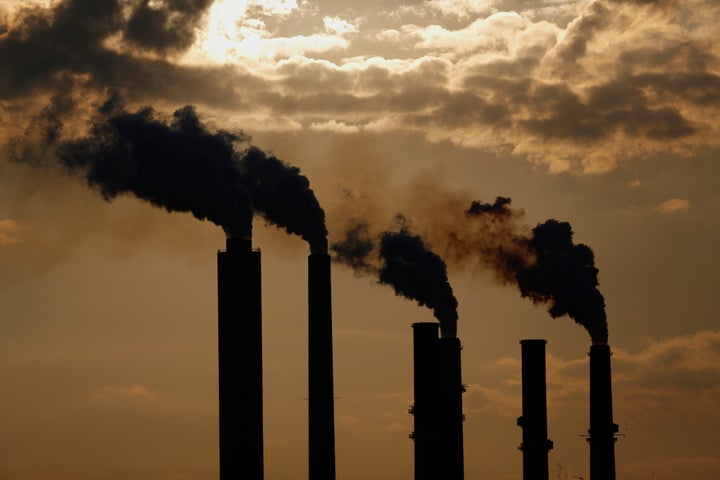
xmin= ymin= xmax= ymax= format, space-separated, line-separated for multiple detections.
xmin=436 ymin=336 xmax=465 ymax=480
xmin=410 ymin=323 xmax=464 ymax=480
xmin=517 ymin=339 xmax=553 ymax=480
xmin=217 ymin=237 xmax=263 ymax=480
xmin=410 ymin=322 xmax=441 ymax=480
xmin=308 ymin=252 xmax=336 ymax=480
xmin=588 ymin=344 xmax=617 ymax=480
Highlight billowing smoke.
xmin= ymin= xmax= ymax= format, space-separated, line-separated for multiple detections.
xmin=54 ymin=93 xmax=327 ymax=249
xmin=240 ymin=148 xmax=328 ymax=253
xmin=332 ymin=218 xmax=459 ymax=338
xmin=516 ymin=220 xmax=607 ymax=344
xmin=332 ymin=196 xmax=607 ymax=343
xmin=463 ymin=198 xmax=608 ymax=344
xmin=380 ymin=229 xmax=459 ymax=338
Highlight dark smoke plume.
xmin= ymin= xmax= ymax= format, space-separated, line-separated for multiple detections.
xmin=380 ymin=229 xmax=459 ymax=338
xmin=240 ymin=148 xmax=328 ymax=253
xmin=54 ymin=94 xmax=327 ymax=249
xmin=57 ymin=94 xmax=253 ymax=238
xmin=463 ymin=199 xmax=608 ymax=343
xmin=332 ymin=196 xmax=607 ymax=343
xmin=332 ymin=219 xmax=459 ymax=337
xmin=516 ymin=220 xmax=607 ymax=344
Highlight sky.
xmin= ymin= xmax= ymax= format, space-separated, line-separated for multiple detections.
xmin=1 ymin=0 xmax=719 ymax=479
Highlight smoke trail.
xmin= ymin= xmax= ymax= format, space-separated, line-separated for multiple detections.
xmin=464 ymin=199 xmax=608 ymax=343
xmin=332 ymin=218 xmax=459 ymax=338
xmin=330 ymin=222 xmax=375 ymax=274
xmin=515 ymin=220 xmax=608 ymax=344
xmin=333 ymin=195 xmax=607 ymax=343
xmin=240 ymin=147 xmax=328 ymax=253
xmin=57 ymin=94 xmax=253 ymax=238
xmin=54 ymin=94 xmax=328 ymax=249
xmin=380 ymin=228 xmax=458 ymax=338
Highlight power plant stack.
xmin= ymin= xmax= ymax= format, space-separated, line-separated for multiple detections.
xmin=217 ymin=237 xmax=264 ymax=480
xmin=411 ymin=323 xmax=441 ymax=480
xmin=588 ymin=344 xmax=618 ymax=480
xmin=436 ymin=336 xmax=465 ymax=480
xmin=308 ymin=252 xmax=336 ymax=480
xmin=410 ymin=322 xmax=465 ymax=480
xmin=517 ymin=339 xmax=553 ymax=480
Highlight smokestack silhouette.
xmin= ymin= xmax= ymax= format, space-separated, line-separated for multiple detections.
xmin=588 ymin=344 xmax=617 ymax=480
xmin=217 ymin=237 xmax=263 ymax=480
xmin=517 ymin=339 xmax=553 ymax=480
xmin=56 ymin=95 xmax=333 ymax=480
xmin=435 ymin=336 xmax=465 ymax=480
xmin=410 ymin=322 xmax=441 ymax=480
xmin=410 ymin=323 xmax=464 ymax=480
xmin=308 ymin=252 xmax=336 ymax=480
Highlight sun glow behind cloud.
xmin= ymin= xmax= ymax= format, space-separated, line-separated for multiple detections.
xmin=185 ymin=0 xmax=350 ymax=64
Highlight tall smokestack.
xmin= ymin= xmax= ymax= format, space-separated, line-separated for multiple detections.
xmin=217 ymin=237 xmax=263 ymax=480
xmin=410 ymin=323 xmax=464 ymax=480
xmin=588 ymin=344 xmax=617 ymax=480
xmin=436 ymin=336 xmax=465 ymax=480
xmin=308 ymin=252 xmax=336 ymax=480
xmin=410 ymin=322 xmax=441 ymax=480
xmin=517 ymin=339 xmax=553 ymax=480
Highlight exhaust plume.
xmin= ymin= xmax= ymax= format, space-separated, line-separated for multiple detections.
xmin=240 ymin=147 xmax=328 ymax=253
xmin=57 ymin=94 xmax=253 ymax=238
xmin=333 ymin=195 xmax=607 ymax=343
xmin=380 ymin=230 xmax=458 ymax=338
xmin=51 ymin=94 xmax=327 ymax=249
xmin=463 ymin=199 xmax=608 ymax=344
xmin=516 ymin=220 xmax=607 ymax=344
xmin=332 ymin=218 xmax=458 ymax=338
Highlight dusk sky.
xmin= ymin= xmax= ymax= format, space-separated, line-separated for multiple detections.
xmin=1 ymin=0 xmax=719 ymax=479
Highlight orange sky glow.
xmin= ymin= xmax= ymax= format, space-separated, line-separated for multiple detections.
xmin=1 ymin=1 xmax=719 ymax=479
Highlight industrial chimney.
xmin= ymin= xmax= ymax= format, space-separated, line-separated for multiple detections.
xmin=217 ymin=237 xmax=263 ymax=480
xmin=410 ymin=322 xmax=441 ymax=480
xmin=410 ymin=323 xmax=465 ymax=480
xmin=308 ymin=252 xmax=336 ymax=480
xmin=588 ymin=344 xmax=618 ymax=480
xmin=517 ymin=339 xmax=553 ymax=480
xmin=436 ymin=336 xmax=465 ymax=480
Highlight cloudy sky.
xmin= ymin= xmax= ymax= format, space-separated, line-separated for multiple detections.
xmin=1 ymin=0 xmax=719 ymax=479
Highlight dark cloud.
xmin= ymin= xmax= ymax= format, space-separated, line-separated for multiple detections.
xmin=124 ymin=0 xmax=214 ymax=54
xmin=0 ymin=0 xmax=252 ymax=108
xmin=520 ymin=81 xmax=696 ymax=142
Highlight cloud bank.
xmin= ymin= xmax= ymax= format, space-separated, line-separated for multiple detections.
xmin=1 ymin=0 xmax=719 ymax=173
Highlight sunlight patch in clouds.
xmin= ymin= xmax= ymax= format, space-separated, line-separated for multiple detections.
xmin=309 ymin=120 xmax=361 ymax=133
xmin=323 ymin=16 xmax=357 ymax=35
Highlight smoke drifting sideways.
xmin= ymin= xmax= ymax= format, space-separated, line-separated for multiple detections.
xmin=332 ymin=219 xmax=459 ymax=338
xmin=51 ymin=94 xmax=327 ymax=252
xmin=463 ymin=198 xmax=608 ymax=344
